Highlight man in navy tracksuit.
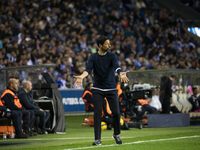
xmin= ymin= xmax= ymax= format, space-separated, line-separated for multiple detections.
xmin=74 ymin=35 xmax=129 ymax=145
xmin=17 ymin=80 xmax=50 ymax=134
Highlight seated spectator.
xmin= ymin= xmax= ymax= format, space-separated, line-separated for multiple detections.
xmin=0 ymin=98 xmax=28 ymax=138
xmin=149 ymin=87 xmax=162 ymax=113
xmin=82 ymin=82 xmax=94 ymax=112
xmin=57 ymin=72 xmax=68 ymax=89
xmin=188 ymin=87 xmax=200 ymax=112
xmin=138 ymin=99 xmax=157 ymax=118
xmin=72 ymin=77 xmax=83 ymax=89
xmin=0 ymin=78 xmax=36 ymax=137
xmin=170 ymin=86 xmax=182 ymax=114
xmin=18 ymin=80 xmax=50 ymax=134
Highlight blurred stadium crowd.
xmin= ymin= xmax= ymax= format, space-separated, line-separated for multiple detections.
xmin=179 ymin=0 xmax=200 ymax=13
xmin=0 ymin=0 xmax=200 ymax=88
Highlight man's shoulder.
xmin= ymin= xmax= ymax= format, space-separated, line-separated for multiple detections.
xmin=107 ymin=51 xmax=115 ymax=56
xmin=17 ymin=90 xmax=26 ymax=96
xmin=188 ymin=95 xmax=194 ymax=100
xmin=87 ymin=53 xmax=96 ymax=60
xmin=91 ymin=52 xmax=114 ymax=56
xmin=90 ymin=53 xmax=98 ymax=57
xmin=17 ymin=88 xmax=26 ymax=93
xmin=108 ymin=52 xmax=117 ymax=59
xmin=17 ymin=89 xmax=28 ymax=98
xmin=161 ymin=76 xmax=168 ymax=80
xmin=1 ymin=89 xmax=14 ymax=98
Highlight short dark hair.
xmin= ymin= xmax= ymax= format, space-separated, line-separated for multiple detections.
xmin=62 ymin=71 xmax=67 ymax=76
xmin=97 ymin=35 xmax=109 ymax=47
xmin=84 ymin=82 xmax=92 ymax=91
xmin=170 ymin=74 xmax=176 ymax=79
xmin=192 ymin=87 xmax=197 ymax=91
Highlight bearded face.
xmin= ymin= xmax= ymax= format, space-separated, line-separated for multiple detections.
xmin=101 ymin=40 xmax=111 ymax=52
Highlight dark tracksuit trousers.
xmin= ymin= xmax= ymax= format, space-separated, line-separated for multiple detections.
xmin=92 ymin=89 xmax=120 ymax=140
xmin=20 ymin=110 xmax=35 ymax=129
xmin=141 ymin=104 xmax=158 ymax=117
xmin=34 ymin=110 xmax=50 ymax=130
xmin=10 ymin=111 xmax=22 ymax=134
xmin=0 ymin=110 xmax=22 ymax=134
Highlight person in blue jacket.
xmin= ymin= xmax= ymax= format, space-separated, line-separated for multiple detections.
xmin=18 ymin=80 xmax=50 ymax=134
xmin=74 ymin=35 xmax=129 ymax=145
xmin=189 ymin=87 xmax=200 ymax=112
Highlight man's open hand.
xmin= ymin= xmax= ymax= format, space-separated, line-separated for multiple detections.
xmin=120 ymin=71 xmax=129 ymax=83
xmin=74 ymin=75 xmax=84 ymax=87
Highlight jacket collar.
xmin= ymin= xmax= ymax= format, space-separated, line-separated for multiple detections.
xmin=7 ymin=88 xmax=17 ymax=94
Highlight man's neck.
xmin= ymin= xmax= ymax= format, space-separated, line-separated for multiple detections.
xmin=8 ymin=87 xmax=16 ymax=92
xmin=24 ymin=88 xmax=28 ymax=93
xmin=98 ymin=49 xmax=107 ymax=55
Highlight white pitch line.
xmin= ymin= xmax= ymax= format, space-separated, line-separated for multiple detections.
xmin=63 ymin=135 xmax=200 ymax=150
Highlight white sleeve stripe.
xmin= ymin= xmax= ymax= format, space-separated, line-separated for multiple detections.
xmin=115 ymin=67 xmax=121 ymax=72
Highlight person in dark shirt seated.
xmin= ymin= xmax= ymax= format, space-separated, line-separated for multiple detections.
xmin=138 ymin=99 xmax=157 ymax=118
xmin=101 ymin=98 xmax=129 ymax=130
xmin=0 ymin=98 xmax=28 ymax=138
xmin=82 ymin=82 xmax=94 ymax=112
xmin=189 ymin=87 xmax=200 ymax=112
xmin=18 ymin=80 xmax=50 ymax=134
xmin=1 ymin=78 xmax=36 ymax=137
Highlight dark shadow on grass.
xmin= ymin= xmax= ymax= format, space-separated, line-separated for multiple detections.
xmin=0 ymin=142 xmax=31 ymax=147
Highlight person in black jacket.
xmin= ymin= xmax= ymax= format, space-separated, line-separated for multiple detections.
xmin=18 ymin=80 xmax=50 ymax=134
xmin=160 ymin=75 xmax=176 ymax=114
xmin=82 ymin=82 xmax=94 ymax=112
xmin=0 ymin=98 xmax=28 ymax=138
xmin=1 ymin=78 xmax=35 ymax=137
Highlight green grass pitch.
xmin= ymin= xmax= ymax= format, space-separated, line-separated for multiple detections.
xmin=0 ymin=115 xmax=200 ymax=150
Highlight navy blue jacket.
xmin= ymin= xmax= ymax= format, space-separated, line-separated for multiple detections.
xmin=85 ymin=51 xmax=121 ymax=90
xmin=189 ymin=95 xmax=200 ymax=111
xmin=0 ymin=103 xmax=6 ymax=112
xmin=17 ymin=88 xmax=40 ymax=110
